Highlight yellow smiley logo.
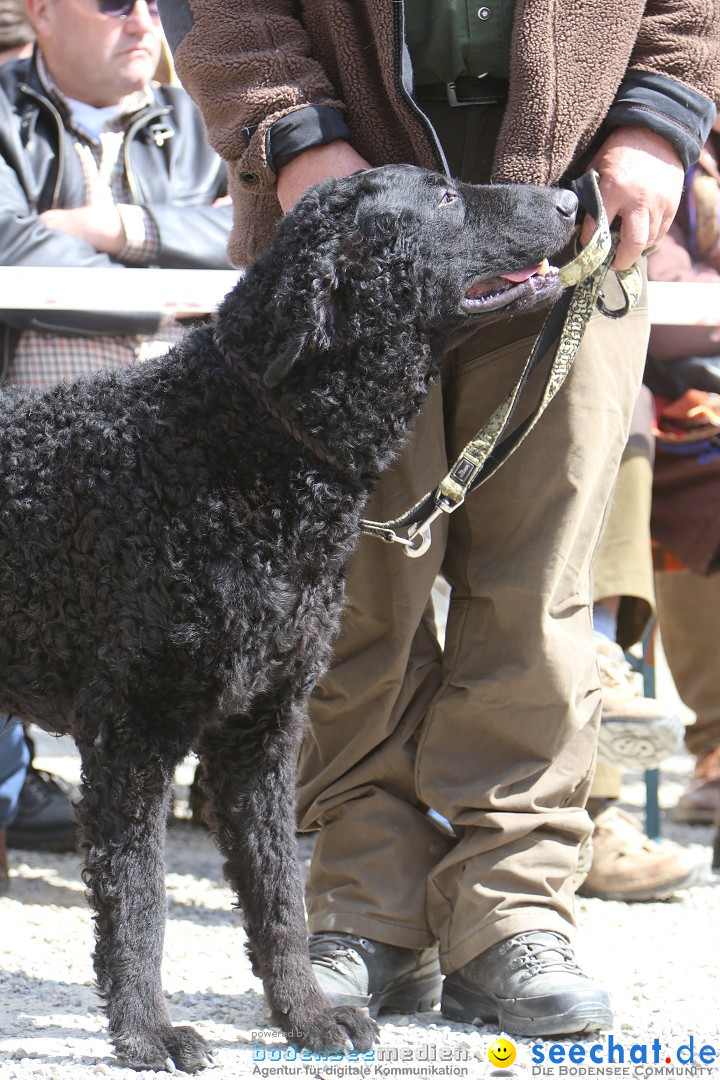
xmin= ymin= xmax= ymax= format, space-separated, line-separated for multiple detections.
xmin=488 ymin=1038 xmax=517 ymax=1068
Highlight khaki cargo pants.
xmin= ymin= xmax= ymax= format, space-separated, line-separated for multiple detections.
xmin=297 ymin=103 xmax=650 ymax=974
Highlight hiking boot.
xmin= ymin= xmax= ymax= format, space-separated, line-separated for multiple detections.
xmin=596 ymin=641 xmax=684 ymax=769
xmin=6 ymin=764 xmax=78 ymax=852
xmin=441 ymin=930 xmax=612 ymax=1037
xmin=308 ymin=933 xmax=442 ymax=1016
xmin=578 ymin=806 xmax=701 ymax=901
xmin=673 ymin=748 xmax=720 ymax=824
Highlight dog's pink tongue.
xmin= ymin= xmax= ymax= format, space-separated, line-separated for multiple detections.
xmin=499 ymin=263 xmax=543 ymax=283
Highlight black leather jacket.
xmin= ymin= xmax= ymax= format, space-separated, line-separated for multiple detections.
xmin=0 ymin=54 xmax=233 ymax=368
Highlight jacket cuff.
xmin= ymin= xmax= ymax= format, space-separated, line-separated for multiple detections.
xmin=605 ymin=71 xmax=716 ymax=171
xmin=117 ymin=205 xmax=159 ymax=266
xmin=265 ymin=105 xmax=349 ymax=174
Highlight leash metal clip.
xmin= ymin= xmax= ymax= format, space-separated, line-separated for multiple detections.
xmin=404 ymin=493 xmax=458 ymax=558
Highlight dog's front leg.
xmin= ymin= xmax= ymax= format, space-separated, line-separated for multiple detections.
xmin=199 ymin=701 xmax=378 ymax=1054
xmin=76 ymin=730 xmax=212 ymax=1073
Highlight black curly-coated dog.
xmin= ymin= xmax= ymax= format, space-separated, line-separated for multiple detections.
xmin=0 ymin=165 xmax=576 ymax=1071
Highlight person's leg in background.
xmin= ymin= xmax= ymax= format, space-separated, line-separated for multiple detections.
xmin=592 ymin=387 xmax=682 ymax=770
xmin=579 ymin=389 xmax=699 ymax=901
xmin=655 ymin=567 xmax=720 ymax=824
xmin=0 ymin=717 xmax=30 ymax=891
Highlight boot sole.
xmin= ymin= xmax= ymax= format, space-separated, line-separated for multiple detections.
xmin=672 ymin=805 xmax=717 ymax=825
xmin=597 ymin=716 xmax=683 ymax=771
xmin=441 ymin=982 xmax=613 ymax=1037
xmin=6 ymin=827 xmax=78 ymax=853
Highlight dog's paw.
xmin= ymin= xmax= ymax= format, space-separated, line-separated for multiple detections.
xmin=115 ymin=1024 xmax=213 ymax=1073
xmin=164 ymin=1026 xmax=214 ymax=1072
xmin=300 ymin=1005 xmax=379 ymax=1053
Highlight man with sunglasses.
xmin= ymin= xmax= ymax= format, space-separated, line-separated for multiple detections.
xmin=0 ymin=0 xmax=232 ymax=386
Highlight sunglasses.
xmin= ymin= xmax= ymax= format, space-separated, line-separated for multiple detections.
xmin=97 ymin=0 xmax=159 ymax=17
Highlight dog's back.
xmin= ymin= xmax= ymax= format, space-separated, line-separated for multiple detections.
xmin=0 ymin=326 xmax=355 ymax=743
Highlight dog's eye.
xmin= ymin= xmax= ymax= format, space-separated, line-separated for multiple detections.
xmin=437 ymin=190 xmax=459 ymax=207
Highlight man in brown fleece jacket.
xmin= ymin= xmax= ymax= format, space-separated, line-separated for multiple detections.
xmin=158 ymin=0 xmax=719 ymax=1038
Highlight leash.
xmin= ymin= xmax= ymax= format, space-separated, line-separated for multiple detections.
xmin=359 ymin=170 xmax=643 ymax=557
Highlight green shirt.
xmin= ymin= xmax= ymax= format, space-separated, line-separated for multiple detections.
xmin=404 ymin=0 xmax=517 ymax=85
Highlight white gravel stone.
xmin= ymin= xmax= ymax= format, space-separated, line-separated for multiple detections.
xmin=2 ymin=719 xmax=718 ymax=1079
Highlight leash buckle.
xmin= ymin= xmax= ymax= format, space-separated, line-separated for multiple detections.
xmin=446 ymin=76 xmax=489 ymax=107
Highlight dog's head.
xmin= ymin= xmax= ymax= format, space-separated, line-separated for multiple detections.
xmin=238 ymin=164 xmax=577 ymax=388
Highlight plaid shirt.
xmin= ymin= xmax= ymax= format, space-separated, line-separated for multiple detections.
xmin=7 ymin=54 xmax=184 ymax=389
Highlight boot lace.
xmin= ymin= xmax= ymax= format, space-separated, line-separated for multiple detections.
xmin=308 ymin=933 xmax=373 ymax=975
xmin=500 ymin=931 xmax=587 ymax=982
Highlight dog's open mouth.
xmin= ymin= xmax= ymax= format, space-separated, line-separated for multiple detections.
xmin=462 ymin=258 xmax=560 ymax=313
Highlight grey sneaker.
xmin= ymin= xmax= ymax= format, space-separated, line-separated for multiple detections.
xmin=441 ymin=931 xmax=612 ymax=1037
xmin=309 ymin=933 xmax=442 ymax=1016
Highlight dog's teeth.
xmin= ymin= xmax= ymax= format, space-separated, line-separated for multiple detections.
xmin=537 ymin=258 xmax=551 ymax=275
xmin=164 ymin=1057 xmax=177 ymax=1073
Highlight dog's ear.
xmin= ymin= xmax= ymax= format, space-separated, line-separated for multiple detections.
xmin=261 ymin=180 xmax=369 ymax=388
xmin=263 ymin=255 xmax=340 ymax=387
xmin=263 ymin=238 xmax=356 ymax=388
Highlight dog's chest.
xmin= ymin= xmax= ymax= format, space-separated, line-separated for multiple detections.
xmin=206 ymin=546 xmax=346 ymax=701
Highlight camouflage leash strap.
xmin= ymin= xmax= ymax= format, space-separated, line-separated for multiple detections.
xmin=359 ymin=170 xmax=643 ymax=557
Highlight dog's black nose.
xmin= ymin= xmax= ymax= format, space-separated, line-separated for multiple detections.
xmin=555 ymin=189 xmax=578 ymax=219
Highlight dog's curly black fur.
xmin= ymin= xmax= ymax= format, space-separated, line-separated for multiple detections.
xmin=0 ymin=165 xmax=575 ymax=1071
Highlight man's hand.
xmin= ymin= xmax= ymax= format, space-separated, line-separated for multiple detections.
xmin=39 ymin=204 xmax=126 ymax=256
xmin=276 ymin=139 xmax=371 ymax=212
xmin=580 ymin=126 xmax=685 ymax=270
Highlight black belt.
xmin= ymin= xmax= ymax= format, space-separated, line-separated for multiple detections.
xmin=415 ymin=76 xmax=509 ymax=106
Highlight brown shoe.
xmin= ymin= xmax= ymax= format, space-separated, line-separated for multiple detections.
xmin=0 ymin=828 xmax=9 ymax=895
xmin=578 ymin=806 xmax=701 ymax=902
xmin=673 ymin=748 xmax=720 ymax=825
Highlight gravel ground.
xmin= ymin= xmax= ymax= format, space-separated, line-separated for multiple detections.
xmin=1 ymin=648 xmax=718 ymax=1080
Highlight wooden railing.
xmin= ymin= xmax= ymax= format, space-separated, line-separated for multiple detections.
xmin=0 ymin=268 xmax=718 ymax=324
